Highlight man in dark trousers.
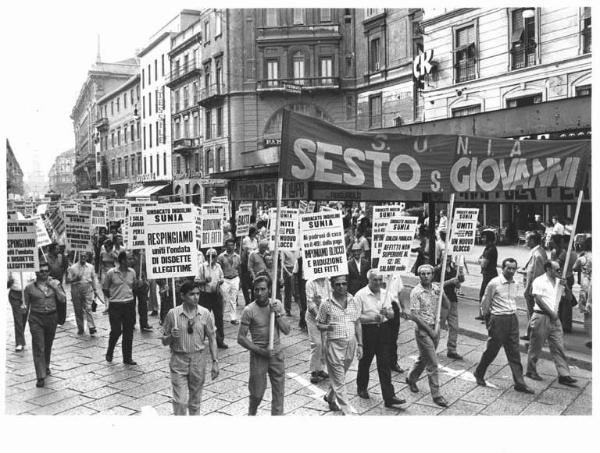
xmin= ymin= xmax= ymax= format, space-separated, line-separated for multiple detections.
xmin=474 ymin=258 xmax=534 ymax=394
xmin=348 ymin=243 xmax=370 ymax=296
xmin=476 ymin=230 xmax=498 ymax=321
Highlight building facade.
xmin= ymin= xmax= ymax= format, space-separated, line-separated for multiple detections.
xmin=6 ymin=139 xmax=24 ymax=199
xmin=48 ymin=148 xmax=76 ymax=198
xmin=96 ymin=75 xmax=141 ymax=197
xmin=71 ymin=58 xmax=138 ymax=192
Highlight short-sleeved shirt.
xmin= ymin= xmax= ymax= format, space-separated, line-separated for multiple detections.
xmin=103 ymin=267 xmax=136 ymax=303
xmin=316 ymin=295 xmax=360 ymax=341
xmin=409 ymin=283 xmax=440 ymax=326
xmin=162 ymin=305 xmax=214 ymax=353
xmin=354 ymin=286 xmax=393 ymax=324
xmin=68 ymin=262 xmax=97 ymax=286
xmin=198 ymin=262 xmax=224 ymax=293
xmin=532 ymin=274 xmax=562 ymax=312
xmin=480 ymin=244 xmax=498 ymax=276
xmin=305 ymin=278 xmax=330 ymax=320
xmin=217 ymin=251 xmax=241 ymax=278
xmin=240 ymin=299 xmax=284 ymax=349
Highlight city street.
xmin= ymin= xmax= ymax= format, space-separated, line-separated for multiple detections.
xmin=4 ymin=245 xmax=592 ymax=416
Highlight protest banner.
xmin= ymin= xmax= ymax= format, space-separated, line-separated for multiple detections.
xmin=64 ymin=212 xmax=93 ymax=252
xmin=107 ymin=199 xmax=128 ymax=222
xmin=79 ymin=200 xmax=92 ymax=215
xmin=298 ymin=200 xmax=308 ymax=214
xmin=449 ymin=208 xmax=479 ymax=254
xmin=377 ymin=216 xmax=419 ymax=275
xmin=371 ymin=205 xmax=407 ymax=261
xmin=269 ymin=208 xmax=299 ymax=250
xmin=211 ymin=196 xmax=230 ymax=222
xmin=48 ymin=208 xmax=66 ymax=236
xmin=236 ymin=202 xmax=253 ymax=238
xmin=143 ymin=203 xmax=198 ymax=279
xmin=127 ymin=201 xmax=158 ymax=250
xmin=31 ymin=215 xmax=52 ymax=248
xmin=60 ymin=200 xmax=78 ymax=213
xmin=307 ymin=200 xmax=316 ymax=213
xmin=7 ymin=220 xmax=39 ymax=272
xmin=300 ymin=210 xmax=347 ymax=281
xmin=198 ymin=204 xmax=224 ymax=248
xmin=91 ymin=200 xmax=107 ymax=230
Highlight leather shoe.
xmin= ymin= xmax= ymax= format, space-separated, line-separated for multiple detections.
xmin=433 ymin=396 xmax=448 ymax=407
xmin=520 ymin=335 xmax=530 ymax=341
xmin=384 ymin=397 xmax=406 ymax=408
xmin=105 ymin=352 xmax=113 ymax=363
xmin=357 ymin=389 xmax=370 ymax=399
xmin=514 ymin=384 xmax=535 ymax=394
xmin=77 ymin=328 xmax=84 ymax=335
xmin=317 ymin=370 xmax=329 ymax=379
xmin=89 ymin=328 xmax=97 ymax=335
xmin=391 ymin=362 xmax=405 ymax=373
xmin=447 ymin=352 xmax=463 ymax=360
xmin=36 ymin=378 xmax=45 ymax=388
xmin=123 ymin=360 xmax=137 ymax=365
xmin=525 ymin=371 xmax=543 ymax=381
xmin=324 ymin=394 xmax=340 ymax=411
xmin=406 ymin=378 xmax=419 ymax=393
xmin=310 ymin=372 xmax=320 ymax=384
xmin=474 ymin=315 xmax=485 ymax=321
xmin=46 ymin=368 xmax=51 ymax=376
xmin=558 ymin=376 xmax=578 ymax=387
xmin=141 ymin=326 xmax=153 ymax=332
xmin=473 ymin=373 xmax=486 ymax=387
xmin=217 ymin=342 xmax=229 ymax=349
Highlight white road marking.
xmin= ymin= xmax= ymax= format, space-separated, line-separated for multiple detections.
xmin=286 ymin=372 xmax=326 ymax=399
xmin=408 ymin=355 xmax=498 ymax=389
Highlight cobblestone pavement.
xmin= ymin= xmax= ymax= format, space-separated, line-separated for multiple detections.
xmin=4 ymin=288 xmax=591 ymax=416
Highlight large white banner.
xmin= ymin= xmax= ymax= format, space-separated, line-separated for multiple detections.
xmin=269 ymin=208 xmax=299 ymax=250
xmin=198 ymin=204 xmax=224 ymax=248
xmin=236 ymin=203 xmax=253 ymax=238
xmin=377 ymin=216 xmax=419 ymax=275
xmin=300 ymin=210 xmax=347 ymax=281
xmin=143 ymin=203 xmax=198 ymax=279
xmin=449 ymin=208 xmax=479 ymax=255
xmin=64 ymin=212 xmax=93 ymax=252
xmin=7 ymin=220 xmax=39 ymax=272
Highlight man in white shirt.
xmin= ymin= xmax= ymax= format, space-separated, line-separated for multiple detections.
xmin=354 ymin=270 xmax=405 ymax=409
xmin=525 ymin=260 xmax=577 ymax=387
xmin=8 ymin=271 xmax=36 ymax=351
xmin=305 ymin=277 xmax=330 ymax=383
xmin=196 ymin=249 xmax=227 ymax=349
xmin=383 ymin=273 xmax=406 ymax=374
xmin=474 ymin=258 xmax=534 ymax=393
xmin=551 ymin=216 xmax=565 ymax=236
xmin=66 ymin=252 xmax=101 ymax=336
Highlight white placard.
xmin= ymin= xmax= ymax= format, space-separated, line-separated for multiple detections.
xmin=31 ymin=215 xmax=52 ymax=248
xmin=298 ymin=200 xmax=308 ymax=214
xmin=48 ymin=208 xmax=65 ymax=236
xmin=107 ymin=199 xmax=128 ymax=222
xmin=377 ymin=216 xmax=419 ymax=275
xmin=236 ymin=203 xmax=253 ymax=238
xmin=198 ymin=204 xmax=224 ymax=248
xmin=7 ymin=220 xmax=39 ymax=271
xmin=211 ymin=196 xmax=230 ymax=222
xmin=143 ymin=203 xmax=198 ymax=279
xmin=91 ymin=201 xmax=107 ymax=229
xmin=269 ymin=208 xmax=299 ymax=250
xmin=306 ymin=201 xmax=316 ymax=213
xmin=449 ymin=208 xmax=479 ymax=255
xmin=60 ymin=201 xmax=78 ymax=213
xmin=64 ymin=212 xmax=93 ymax=252
xmin=372 ymin=205 xmax=408 ymax=261
xmin=300 ymin=210 xmax=347 ymax=281
xmin=127 ymin=201 xmax=158 ymax=250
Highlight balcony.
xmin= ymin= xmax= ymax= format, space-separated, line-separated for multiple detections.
xmin=173 ymin=169 xmax=203 ymax=181
xmin=257 ymin=24 xmax=341 ymax=43
xmin=511 ymin=42 xmax=537 ymax=70
xmin=198 ymin=83 xmax=226 ymax=106
xmin=166 ymin=60 xmax=202 ymax=88
xmin=94 ymin=117 xmax=109 ymax=132
xmin=257 ymin=77 xmax=340 ymax=93
xmin=172 ymin=137 xmax=201 ymax=155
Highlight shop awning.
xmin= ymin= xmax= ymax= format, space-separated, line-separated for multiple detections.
xmin=125 ymin=184 xmax=170 ymax=198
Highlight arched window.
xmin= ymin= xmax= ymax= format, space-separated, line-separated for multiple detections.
xmin=216 ymin=146 xmax=226 ymax=172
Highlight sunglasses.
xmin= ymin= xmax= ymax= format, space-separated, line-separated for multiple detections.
xmin=333 ymin=282 xmax=348 ymax=287
xmin=187 ymin=319 xmax=194 ymax=334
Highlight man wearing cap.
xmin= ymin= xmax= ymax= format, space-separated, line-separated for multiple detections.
xmin=217 ymin=238 xmax=242 ymax=325
xmin=348 ymin=243 xmax=370 ymax=296
xmin=406 ymin=264 xmax=450 ymax=407
xmin=197 ymin=249 xmax=227 ymax=349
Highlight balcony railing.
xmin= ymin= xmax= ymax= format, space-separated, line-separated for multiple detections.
xmin=173 ymin=169 xmax=203 ymax=180
xmin=166 ymin=60 xmax=202 ymax=88
xmin=94 ymin=117 xmax=109 ymax=131
xmin=172 ymin=137 xmax=201 ymax=154
xmin=198 ymin=83 xmax=226 ymax=105
xmin=511 ymin=42 xmax=537 ymax=70
xmin=257 ymin=24 xmax=340 ymax=40
xmin=257 ymin=77 xmax=340 ymax=92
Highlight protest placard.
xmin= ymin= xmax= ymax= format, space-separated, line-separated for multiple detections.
xmin=107 ymin=199 xmax=128 ymax=222
xmin=236 ymin=203 xmax=253 ymax=238
xmin=211 ymin=196 xmax=230 ymax=222
xmin=300 ymin=210 xmax=347 ymax=281
xmin=306 ymin=201 xmax=316 ymax=213
xmin=7 ymin=220 xmax=39 ymax=271
xmin=198 ymin=204 xmax=224 ymax=248
xmin=127 ymin=201 xmax=157 ymax=250
xmin=371 ymin=205 xmax=408 ymax=261
xmin=79 ymin=200 xmax=92 ymax=215
xmin=31 ymin=215 xmax=52 ymax=248
xmin=64 ymin=212 xmax=93 ymax=252
xmin=298 ymin=200 xmax=308 ymax=214
xmin=48 ymin=208 xmax=66 ymax=236
xmin=269 ymin=208 xmax=299 ymax=250
xmin=143 ymin=203 xmax=198 ymax=279
xmin=91 ymin=200 xmax=107 ymax=230
xmin=449 ymin=208 xmax=479 ymax=254
xmin=60 ymin=200 xmax=78 ymax=213
xmin=377 ymin=216 xmax=419 ymax=275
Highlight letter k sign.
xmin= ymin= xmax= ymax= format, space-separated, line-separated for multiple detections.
xmin=412 ymin=49 xmax=434 ymax=79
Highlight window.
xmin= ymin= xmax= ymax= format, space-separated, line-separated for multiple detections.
xmin=162 ymin=118 xmax=166 ymax=144
xmin=156 ymin=153 xmax=160 ymax=176
xmin=506 ymin=94 xmax=542 ymax=108
xmin=320 ymin=57 xmax=333 ymax=85
xmin=184 ymin=116 xmax=190 ymax=138
xmin=183 ymin=86 xmax=189 ymax=109
xmin=124 ymin=155 xmax=128 ymax=176
xmin=144 ymin=156 xmax=147 ymax=174
xmin=206 ymin=149 xmax=214 ymax=173
xmin=216 ymin=13 xmax=222 ymax=36
xmin=204 ymin=63 xmax=211 ymax=91
xmin=156 ymin=120 xmax=159 ymax=144
xmin=131 ymin=124 xmax=135 ymax=142
xmin=149 ymin=124 xmax=153 ymax=148
xmin=183 ymin=54 xmax=189 ymax=74
xmin=293 ymin=9 xmax=304 ymax=24
xmin=123 ymin=93 xmax=127 ymax=109
xmin=111 ymin=101 xmax=114 ymax=116
xmin=117 ymin=159 xmax=121 ymax=177
xmin=162 ymin=54 xmax=165 ymax=76
xmin=174 ymin=89 xmax=180 ymax=112
xmin=137 ymin=154 xmax=142 ymax=174
xmin=293 ymin=52 xmax=305 ymax=84
xmin=131 ymin=156 xmax=135 ymax=175
xmin=111 ymin=131 xmax=115 ymax=148
xmin=155 ymin=88 xmax=159 ymax=112
xmin=150 ymin=153 xmax=153 ymax=174
xmin=345 ymin=95 xmax=354 ymax=120
xmin=266 ymin=59 xmax=279 ymax=86
xmin=193 ymin=81 xmax=198 ymax=104
xmin=582 ymin=7 xmax=591 ymax=54
xmin=137 ymin=122 xmax=140 ymax=139
xmin=164 ymin=153 xmax=167 ymax=175
xmin=266 ymin=9 xmax=277 ymax=27
xmin=111 ymin=160 xmax=115 ymax=178
xmin=206 ymin=109 xmax=212 ymax=139
xmin=451 ymin=104 xmax=481 ymax=117
xmin=148 ymin=92 xmax=152 ymax=117
xmin=192 ymin=113 xmax=199 ymax=137
xmin=123 ymin=126 xmax=128 ymax=144
xmin=194 ymin=152 xmax=200 ymax=172
xmin=142 ymin=96 xmax=145 ymax=118
xmin=454 ymin=24 xmax=476 ymax=82
xmin=216 ymin=107 xmax=223 ymax=137
xmin=117 ymin=128 xmax=121 ymax=146
xmin=142 ymin=69 xmax=145 ymax=89
xmin=154 ymin=59 xmax=158 ymax=81
xmin=369 ymin=38 xmax=381 ymax=72
xmin=216 ymin=58 xmax=223 ymax=92
xmin=511 ymin=9 xmax=537 ymax=70
xmin=148 ymin=64 xmax=151 ymax=85
xmin=576 ymin=85 xmax=591 ymax=97
xmin=369 ymin=94 xmax=382 ymax=128
xmin=143 ymin=126 xmax=146 ymax=149
xmin=217 ymin=147 xmax=225 ymax=171
xmin=204 ymin=20 xmax=210 ymax=41
xmin=366 ymin=8 xmax=383 ymax=17
xmin=136 ymin=85 xmax=140 ymax=101
xmin=320 ymin=8 xmax=331 ymax=22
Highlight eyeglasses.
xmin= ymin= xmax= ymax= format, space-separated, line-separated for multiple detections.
xmin=333 ymin=282 xmax=348 ymax=287
xmin=187 ymin=319 xmax=194 ymax=334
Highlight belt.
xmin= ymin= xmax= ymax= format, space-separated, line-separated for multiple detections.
xmin=491 ymin=312 xmax=517 ymax=317
xmin=362 ymin=321 xmax=389 ymax=328
xmin=30 ymin=310 xmax=57 ymax=315
xmin=534 ymin=310 xmax=547 ymax=315
xmin=224 ymin=276 xmax=238 ymax=279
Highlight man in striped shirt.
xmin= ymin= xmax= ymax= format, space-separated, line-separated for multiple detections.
xmin=474 ymin=258 xmax=534 ymax=394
